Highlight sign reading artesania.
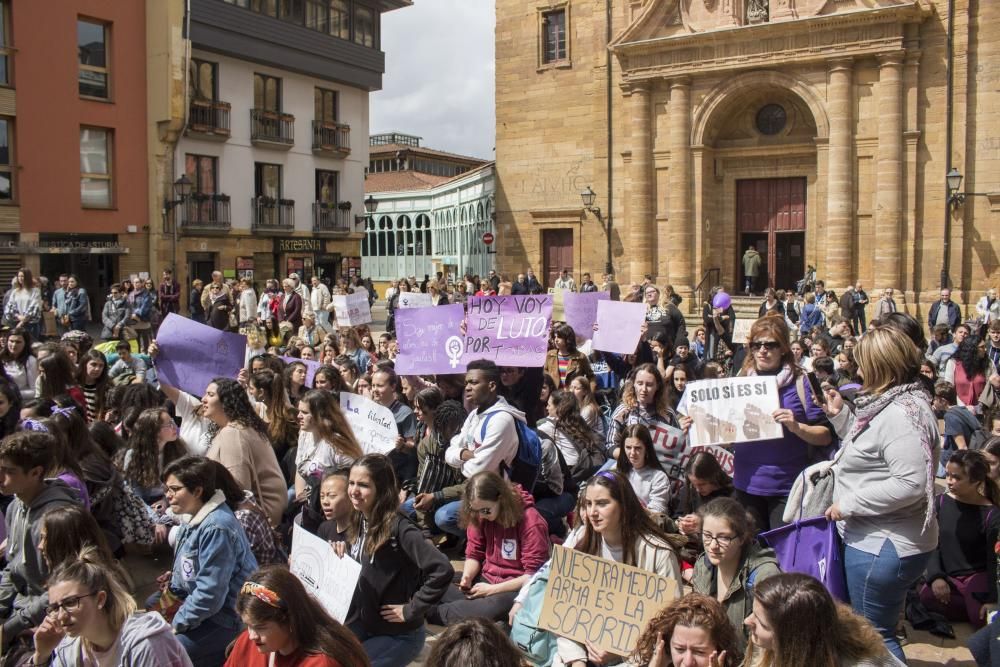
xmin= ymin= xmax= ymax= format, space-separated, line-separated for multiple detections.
xmin=275 ymin=238 xmax=323 ymax=253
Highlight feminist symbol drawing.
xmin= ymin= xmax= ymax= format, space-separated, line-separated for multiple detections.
xmin=445 ymin=336 xmax=464 ymax=368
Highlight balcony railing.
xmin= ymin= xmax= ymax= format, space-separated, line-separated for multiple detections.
xmin=250 ymin=109 xmax=295 ymax=147
xmin=188 ymin=99 xmax=231 ymax=139
xmin=252 ymin=197 xmax=295 ymax=232
xmin=312 ymin=203 xmax=352 ymax=233
xmin=181 ymin=194 xmax=231 ymax=232
xmin=312 ymin=121 xmax=351 ymax=156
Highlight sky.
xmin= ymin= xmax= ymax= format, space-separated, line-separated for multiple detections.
xmin=371 ymin=1 xmax=496 ymax=160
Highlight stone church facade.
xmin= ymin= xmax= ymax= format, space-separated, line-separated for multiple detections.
xmin=495 ymin=0 xmax=999 ymax=314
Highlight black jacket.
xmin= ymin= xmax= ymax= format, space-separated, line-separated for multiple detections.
xmin=346 ymin=514 xmax=452 ymax=635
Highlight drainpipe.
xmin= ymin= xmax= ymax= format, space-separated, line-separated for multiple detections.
xmin=941 ymin=0 xmax=954 ymax=290
xmin=605 ymin=0 xmax=614 ymax=277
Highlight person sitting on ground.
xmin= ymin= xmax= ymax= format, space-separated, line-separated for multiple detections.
xmin=691 ymin=498 xmax=780 ymax=653
xmin=108 ymin=341 xmax=147 ymax=385
xmin=743 ymin=573 xmax=903 ymax=667
xmin=427 ymin=471 xmax=549 ymax=625
xmin=615 ymin=423 xmax=671 ymax=515
xmin=31 ymin=546 xmax=192 ymax=667
xmin=407 ymin=398 xmax=467 ymax=535
xmin=294 ymin=389 xmax=362 ymax=504
xmin=315 ymin=468 xmax=353 ymax=544
xmin=424 ymin=617 xmax=526 ymax=667
xmin=0 ymin=431 xmax=81 ymax=651
xmin=671 ymin=451 xmax=735 ymax=541
xmin=630 ymin=593 xmax=742 ymax=667
xmin=225 ymin=564 xmax=369 ymax=667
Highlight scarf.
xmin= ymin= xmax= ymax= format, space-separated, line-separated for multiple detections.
xmin=850 ymin=381 xmax=936 ymax=533
xmin=745 ymin=363 xmax=796 ymax=389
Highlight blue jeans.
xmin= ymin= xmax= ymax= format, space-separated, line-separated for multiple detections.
xmin=844 ymin=539 xmax=931 ymax=663
xmin=434 ymin=500 xmax=464 ymax=537
xmin=351 ymin=625 xmax=425 ymax=667
xmin=534 ymin=492 xmax=576 ymax=537
xmin=175 ymin=617 xmax=241 ymax=667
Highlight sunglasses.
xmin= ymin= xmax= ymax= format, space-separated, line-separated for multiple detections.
xmin=749 ymin=341 xmax=781 ymax=351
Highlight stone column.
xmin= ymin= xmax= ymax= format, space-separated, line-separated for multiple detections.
xmin=875 ymin=52 xmax=904 ymax=292
xmin=628 ymin=82 xmax=654 ymax=281
xmin=825 ymin=58 xmax=854 ymax=288
xmin=668 ymin=77 xmax=692 ymax=296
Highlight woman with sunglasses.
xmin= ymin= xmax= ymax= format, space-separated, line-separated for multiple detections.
xmin=32 ymin=546 xmax=191 ymax=666
xmin=731 ymin=317 xmax=831 ymax=532
xmin=427 ymin=470 xmax=549 ymax=626
xmin=226 ymin=565 xmax=369 ymax=667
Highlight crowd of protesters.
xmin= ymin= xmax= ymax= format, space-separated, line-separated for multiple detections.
xmin=0 ymin=261 xmax=996 ymax=666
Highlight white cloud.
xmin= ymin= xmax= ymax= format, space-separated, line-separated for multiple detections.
xmin=372 ymin=1 xmax=495 ymax=160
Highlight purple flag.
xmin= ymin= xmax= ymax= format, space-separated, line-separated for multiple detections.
xmin=155 ymin=313 xmax=247 ymax=397
xmin=395 ymin=304 xmax=466 ymax=375
xmin=461 ymin=295 xmax=551 ymax=367
xmin=563 ymin=291 xmax=609 ymax=341
xmin=281 ymin=356 xmax=321 ymax=387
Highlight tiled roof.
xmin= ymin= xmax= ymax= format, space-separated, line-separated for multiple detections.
xmin=364 ymin=171 xmax=454 ymax=193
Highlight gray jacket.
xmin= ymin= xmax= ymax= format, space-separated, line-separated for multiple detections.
xmin=50 ymin=612 xmax=192 ymax=666
xmin=0 ymin=481 xmax=80 ymax=640
xmin=101 ymin=296 xmax=132 ymax=338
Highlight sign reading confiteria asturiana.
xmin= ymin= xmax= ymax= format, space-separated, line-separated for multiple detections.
xmin=538 ymin=545 xmax=679 ymax=657
xmin=460 ymin=294 xmax=552 ymax=367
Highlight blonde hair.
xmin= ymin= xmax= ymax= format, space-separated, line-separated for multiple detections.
xmin=853 ymin=326 xmax=922 ymax=395
xmin=47 ymin=546 xmax=136 ymax=637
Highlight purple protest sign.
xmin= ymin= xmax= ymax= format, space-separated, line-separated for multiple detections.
xmin=281 ymin=356 xmax=321 ymax=386
xmin=461 ymin=295 xmax=551 ymax=367
xmin=155 ymin=313 xmax=247 ymax=397
xmin=592 ymin=301 xmax=646 ymax=355
xmin=563 ymin=291 xmax=609 ymax=341
xmin=395 ymin=304 xmax=466 ymax=375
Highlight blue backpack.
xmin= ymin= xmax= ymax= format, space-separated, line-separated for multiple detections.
xmin=509 ymin=564 xmax=558 ymax=666
xmin=479 ymin=411 xmax=542 ymax=491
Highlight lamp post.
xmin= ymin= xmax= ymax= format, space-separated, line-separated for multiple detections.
xmin=581 ymin=186 xmax=613 ymax=276
xmin=164 ymin=175 xmax=193 ymax=275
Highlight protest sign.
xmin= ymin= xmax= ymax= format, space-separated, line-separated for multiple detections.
xmin=395 ymin=304 xmax=466 ymax=375
xmin=331 ymin=292 xmax=372 ymax=327
xmin=550 ymin=289 xmax=566 ymax=321
xmin=280 ymin=357 xmax=320 ymax=387
xmin=460 ymin=295 xmax=552 ymax=367
xmin=538 ymin=545 xmax=678 ymax=656
xmin=398 ymin=292 xmax=433 ymax=309
xmin=732 ymin=319 xmax=755 ymax=346
xmin=340 ymin=392 xmax=397 ymax=454
xmin=685 ymin=444 xmax=735 ymax=477
xmin=564 ymin=292 xmax=609 ymax=340
xmin=290 ymin=524 xmax=361 ymax=622
xmin=592 ymin=301 xmax=646 ymax=354
xmin=154 ymin=313 xmax=247 ymax=396
xmin=680 ymin=376 xmax=782 ymax=447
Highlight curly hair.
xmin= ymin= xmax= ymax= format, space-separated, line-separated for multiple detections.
xmin=550 ymin=390 xmax=600 ymax=455
xmin=212 ymin=377 xmax=267 ymax=434
xmin=433 ymin=399 xmax=468 ymax=441
xmin=117 ymin=408 xmax=186 ymax=489
xmin=631 ymin=593 xmax=742 ymax=667
xmin=954 ymin=336 xmax=990 ymax=379
xmin=620 ymin=363 xmax=672 ymax=417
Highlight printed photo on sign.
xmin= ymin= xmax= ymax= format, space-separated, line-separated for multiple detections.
xmin=678 ymin=376 xmax=782 ymax=447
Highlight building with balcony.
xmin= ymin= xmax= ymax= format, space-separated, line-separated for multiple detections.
xmin=0 ymin=0 xmax=150 ymax=305
xmin=363 ymin=132 xmax=495 ymax=288
xmin=157 ymin=0 xmax=408 ymax=296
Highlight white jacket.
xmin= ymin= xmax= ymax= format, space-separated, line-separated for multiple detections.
xmin=310 ymin=282 xmax=331 ymax=312
xmin=445 ymin=396 xmax=522 ymax=479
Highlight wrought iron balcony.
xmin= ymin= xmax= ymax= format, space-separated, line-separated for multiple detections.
xmin=250 ymin=109 xmax=295 ymax=147
xmin=312 ymin=120 xmax=351 ymax=157
xmin=187 ymin=100 xmax=232 ymax=140
xmin=252 ymin=197 xmax=295 ymax=232
xmin=181 ymin=194 xmax=232 ymax=233
xmin=312 ymin=202 xmax=352 ymax=234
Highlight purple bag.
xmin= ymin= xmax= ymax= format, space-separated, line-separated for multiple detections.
xmin=759 ymin=516 xmax=849 ymax=602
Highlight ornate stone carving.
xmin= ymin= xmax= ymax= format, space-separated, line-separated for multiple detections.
xmin=747 ymin=0 xmax=769 ymax=23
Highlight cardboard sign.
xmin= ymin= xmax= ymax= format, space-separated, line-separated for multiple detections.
xmin=592 ymin=301 xmax=646 ymax=354
xmin=290 ymin=524 xmax=361 ymax=622
xmin=340 ymin=392 xmax=397 ymax=454
xmin=398 ymin=291 xmax=433 ymax=309
xmin=684 ymin=444 xmax=735 ymax=477
xmin=460 ymin=295 xmax=552 ymax=367
xmin=331 ymin=293 xmax=372 ymax=327
xmin=154 ymin=314 xmax=247 ymax=397
xmin=550 ymin=288 xmax=566 ymax=321
xmin=564 ymin=291 xmax=610 ymax=341
xmin=732 ymin=319 xmax=755 ymax=346
xmin=539 ymin=545 xmax=679 ymax=656
xmin=679 ymin=376 xmax=782 ymax=447
xmin=395 ymin=304 xmax=466 ymax=375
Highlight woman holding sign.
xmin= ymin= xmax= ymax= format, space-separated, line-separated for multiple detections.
xmin=733 ymin=318 xmax=831 ymax=532
xmin=553 ymin=470 xmax=683 ymax=667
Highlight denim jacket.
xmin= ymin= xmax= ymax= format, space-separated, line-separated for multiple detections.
xmin=169 ymin=491 xmax=257 ymax=633
xmin=130 ymin=288 xmax=153 ymax=322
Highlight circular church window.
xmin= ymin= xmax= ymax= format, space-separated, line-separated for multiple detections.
xmin=756 ymin=104 xmax=787 ymax=136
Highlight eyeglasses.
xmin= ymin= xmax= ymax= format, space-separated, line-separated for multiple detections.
xmin=46 ymin=591 xmax=97 ymax=617
xmin=701 ymin=533 xmax=735 ymax=548
xmin=749 ymin=341 xmax=781 ymax=351
xmin=164 ymin=484 xmax=186 ymax=496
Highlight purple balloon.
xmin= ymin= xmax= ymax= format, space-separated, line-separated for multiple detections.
xmin=712 ymin=291 xmax=732 ymax=310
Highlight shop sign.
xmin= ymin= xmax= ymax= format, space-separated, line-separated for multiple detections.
xmin=0 ymin=240 xmax=130 ymax=255
xmin=275 ymin=238 xmax=322 ymax=253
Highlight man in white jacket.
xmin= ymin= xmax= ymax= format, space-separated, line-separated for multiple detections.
xmin=290 ymin=273 xmax=312 ymax=317
xmin=437 ymin=359 xmax=521 ymax=536
xmin=310 ymin=275 xmax=332 ymax=332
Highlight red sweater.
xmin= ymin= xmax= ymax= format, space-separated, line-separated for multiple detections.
xmin=225 ymin=632 xmax=344 ymax=667
xmin=465 ymin=484 xmax=550 ymax=583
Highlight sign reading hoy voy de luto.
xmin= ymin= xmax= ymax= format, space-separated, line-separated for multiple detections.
xmin=457 ymin=294 xmax=552 ymax=368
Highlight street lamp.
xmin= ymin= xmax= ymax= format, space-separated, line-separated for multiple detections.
xmin=165 ymin=174 xmax=193 ymax=274
xmin=947 ymin=168 xmax=965 ymax=208
xmin=365 ymin=195 xmax=378 ymax=215
xmin=581 ymin=186 xmax=612 ymax=276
